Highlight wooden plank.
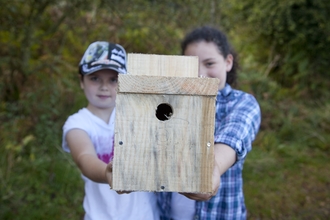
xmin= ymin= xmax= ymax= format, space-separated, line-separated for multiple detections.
xmin=118 ymin=75 xmax=219 ymax=96
xmin=113 ymin=94 xmax=215 ymax=193
xmin=127 ymin=53 xmax=199 ymax=77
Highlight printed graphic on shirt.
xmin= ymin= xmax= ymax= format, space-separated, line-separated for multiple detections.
xmin=95 ymin=134 xmax=115 ymax=164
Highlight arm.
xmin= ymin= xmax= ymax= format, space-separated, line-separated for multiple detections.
xmin=180 ymin=143 xmax=236 ymax=201
xmin=66 ymin=129 xmax=109 ymax=183
xmin=66 ymin=128 xmax=128 ymax=193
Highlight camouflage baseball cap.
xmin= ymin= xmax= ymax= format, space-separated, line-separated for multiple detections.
xmin=79 ymin=41 xmax=127 ymax=75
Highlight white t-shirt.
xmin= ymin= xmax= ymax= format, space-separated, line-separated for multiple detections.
xmin=170 ymin=192 xmax=196 ymax=220
xmin=62 ymin=108 xmax=159 ymax=220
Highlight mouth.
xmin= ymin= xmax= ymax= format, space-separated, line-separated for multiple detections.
xmin=97 ymin=95 xmax=110 ymax=99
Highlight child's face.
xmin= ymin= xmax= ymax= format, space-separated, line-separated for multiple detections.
xmin=184 ymin=41 xmax=233 ymax=90
xmin=80 ymin=69 xmax=118 ymax=112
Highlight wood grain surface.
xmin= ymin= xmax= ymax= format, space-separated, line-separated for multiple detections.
xmin=112 ymin=53 xmax=218 ymax=193
xmin=118 ymin=74 xmax=219 ymax=96
xmin=127 ymin=53 xmax=198 ymax=77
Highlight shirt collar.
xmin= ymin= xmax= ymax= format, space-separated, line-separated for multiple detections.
xmin=218 ymin=83 xmax=232 ymax=97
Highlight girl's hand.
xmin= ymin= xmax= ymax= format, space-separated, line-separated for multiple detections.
xmin=105 ymin=161 xmax=132 ymax=194
xmin=180 ymin=143 xmax=235 ymax=201
xmin=105 ymin=161 xmax=114 ymax=188
xmin=180 ymin=163 xmax=221 ymax=201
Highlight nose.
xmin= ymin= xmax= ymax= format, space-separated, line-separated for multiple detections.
xmin=100 ymin=81 xmax=109 ymax=91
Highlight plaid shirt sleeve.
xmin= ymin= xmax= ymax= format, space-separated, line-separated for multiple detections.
xmin=214 ymin=84 xmax=261 ymax=162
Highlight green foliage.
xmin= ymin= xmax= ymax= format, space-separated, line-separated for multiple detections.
xmin=0 ymin=0 xmax=329 ymax=219
xmin=220 ymin=0 xmax=330 ymax=97
xmin=244 ymin=145 xmax=330 ymax=219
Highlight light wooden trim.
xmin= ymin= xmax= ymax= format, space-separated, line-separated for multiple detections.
xmin=127 ymin=53 xmax=199 ymax=77
xmin=118 ymin=75 xmax=219 ymax=96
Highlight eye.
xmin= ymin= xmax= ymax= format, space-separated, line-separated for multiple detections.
xmin=205 ymin=61 xmax=214 ymax=67
xmin=89 ymin=76 xmax=99 ymax=81
xmin=110 ymin=77 xmax=118 ymax=83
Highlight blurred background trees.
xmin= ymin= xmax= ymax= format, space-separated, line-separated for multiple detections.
xmin=1 ymin=0 xmax=329 ymax=219
xmin=221 ymin=0 xmax=330 ymax=98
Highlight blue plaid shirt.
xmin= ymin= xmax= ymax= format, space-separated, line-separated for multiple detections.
xmin=158 ymin=84 xmax=261 ymax=220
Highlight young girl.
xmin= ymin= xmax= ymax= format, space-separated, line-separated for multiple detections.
xmin=62 ymin=41 xmax=159 ymax=220
xmin=158 ymin=26 xmax=261 ymax=219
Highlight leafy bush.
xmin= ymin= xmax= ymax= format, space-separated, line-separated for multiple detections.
xmin=221 ymin=0 xmax=330 ymax=97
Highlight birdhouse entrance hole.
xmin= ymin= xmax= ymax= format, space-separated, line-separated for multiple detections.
xmin=155 ymin=103 xmax=173 ymax=121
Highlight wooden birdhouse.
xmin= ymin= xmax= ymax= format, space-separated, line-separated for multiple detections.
xmin=112 ymin=54 xmax=219 ymax=193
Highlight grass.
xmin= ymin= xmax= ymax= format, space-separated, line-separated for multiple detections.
xmin=244 ymin=138 xmax=330 ymax=219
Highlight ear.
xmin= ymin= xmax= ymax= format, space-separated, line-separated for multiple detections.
xmin=225 ymin=54 xmax=234 ymax=72
xmin=79 ymin=75 xmax=84 ymax=89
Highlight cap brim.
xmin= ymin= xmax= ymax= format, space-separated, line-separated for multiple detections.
xmin=80 ymin=64 xmax=127 ymax=75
